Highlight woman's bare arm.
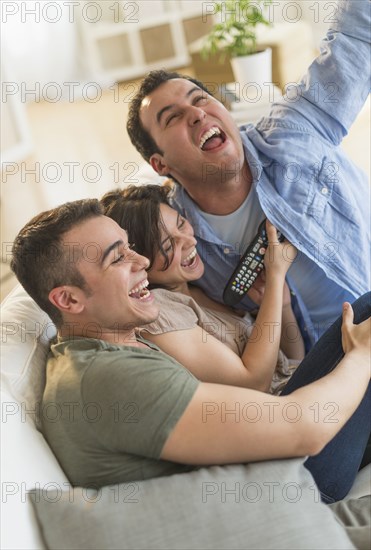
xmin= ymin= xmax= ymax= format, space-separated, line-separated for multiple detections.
xmin=280 ymin=300 xmax=305 ymax=360
xmin=240 ymin=222 xmax=299 ymax=390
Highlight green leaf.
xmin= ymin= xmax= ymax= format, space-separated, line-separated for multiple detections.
xmin=201 ymin=0 xmax=274 ymax=60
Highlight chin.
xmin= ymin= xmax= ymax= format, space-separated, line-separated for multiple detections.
xmin=141 ymin=312 xmax=160 ymax=326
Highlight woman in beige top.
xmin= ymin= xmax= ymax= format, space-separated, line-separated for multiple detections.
xmin=101 ymin=184 xmax=305 ymax=393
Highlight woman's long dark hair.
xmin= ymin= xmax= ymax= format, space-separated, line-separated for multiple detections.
xmin=100 ymin=183 xmax=175 ymax=272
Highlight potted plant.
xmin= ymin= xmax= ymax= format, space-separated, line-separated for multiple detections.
xmin=202 ymin=0 xmax=273 ymax=88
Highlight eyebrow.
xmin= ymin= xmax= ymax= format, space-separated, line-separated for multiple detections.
xmin=100 ymin=239 xmax=124 ymax=265
xmin=160 ymin=212 xmax=180 ymax=246
xmin=156 ymin=86 xmax=201 ymax=125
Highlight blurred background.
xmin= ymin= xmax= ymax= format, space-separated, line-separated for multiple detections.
xmin=1 ymin=0 xmax=370 ymax=300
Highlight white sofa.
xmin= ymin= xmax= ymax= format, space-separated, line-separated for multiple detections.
xmin=1 ymin=284 xmax=370 ymax=550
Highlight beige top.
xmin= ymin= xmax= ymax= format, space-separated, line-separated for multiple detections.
xmin=140 ymin=288 xmax=299 ymax=394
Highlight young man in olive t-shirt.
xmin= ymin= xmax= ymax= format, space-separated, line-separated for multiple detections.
xmin=10 ymin=198 xmax=371 ymax=502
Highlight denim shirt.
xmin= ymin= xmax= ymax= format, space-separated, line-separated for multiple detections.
xmin=171 ymin=0 xmax=370 ymax=346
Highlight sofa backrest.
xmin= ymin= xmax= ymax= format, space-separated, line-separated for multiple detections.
xmin=1 ymin=284 xmax=69 ymax=550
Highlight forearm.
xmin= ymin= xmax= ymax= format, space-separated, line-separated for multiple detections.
xmin=242 ymin=274 xmax=284 ymax=391
xmin=283 ymin=0 xmax=371 ymax=143
xmin=280 ymin=304 xmax=305 ymax=360
xmin=161 ymin=349 xmax=370 ymax=466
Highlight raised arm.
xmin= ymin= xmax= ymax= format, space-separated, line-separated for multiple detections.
xmin=161 ymin=304 xmax=370 ymax=465
xmin=242 ymin=222 xmax=304 ymax=383
xmin=276 ymin=0 xmax=370 ymax=145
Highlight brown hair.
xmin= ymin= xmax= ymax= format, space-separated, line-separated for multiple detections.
xmin=11 ymin=199 xmax=103 ymax=327
xmin=101 ymin=184 xmax=175 ymax=275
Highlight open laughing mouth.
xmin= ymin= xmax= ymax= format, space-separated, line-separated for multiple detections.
xmin=128 ymin=279 xmax=151 ymax=300
xmin=181 ymin=248 xmax=198 ymax=268
xmin=199 ymin=127 xmax=226 ymax=151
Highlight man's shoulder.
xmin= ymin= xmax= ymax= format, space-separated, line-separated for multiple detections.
xmin=49 ymin=335 xmax=188 ymax=375
xmin=51 ymin=335 xmax=159 ymax=354
xmin=47 ymin=337 xmax=140 ymax=384
xmin=46 ymin=335 xmax=198 ymax=412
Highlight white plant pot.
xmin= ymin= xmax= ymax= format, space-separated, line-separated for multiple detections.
xmin=230 ymin=48 xmax=272 ymax=89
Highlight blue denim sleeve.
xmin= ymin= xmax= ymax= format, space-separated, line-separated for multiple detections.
xmin=272 ymin=0 xmax=370 ymax=145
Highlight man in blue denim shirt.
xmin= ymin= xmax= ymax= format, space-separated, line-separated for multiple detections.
xmin=127 ymin=0 xmax=370 ymax=347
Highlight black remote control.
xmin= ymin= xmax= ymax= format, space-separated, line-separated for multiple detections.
xmin=223 ymin=219 xmax=284 ymax=306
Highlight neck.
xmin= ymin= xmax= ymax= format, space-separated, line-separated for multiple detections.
xmin=167 ymin=282 xmax=191 ymax=296
xmin=59 ymin=323 xmax=145 ymax=347
xmin=182 ymin=161 xmax=252 ymax=215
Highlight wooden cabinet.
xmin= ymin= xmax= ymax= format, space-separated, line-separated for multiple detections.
xmin=80 ymin=1 xmax=213 ymax=82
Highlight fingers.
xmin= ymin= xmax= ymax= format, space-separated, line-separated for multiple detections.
xmin=265 ymin=219 xmax=278 ymax=242
xmin=342 ymin=302 xmax=354 ymax=327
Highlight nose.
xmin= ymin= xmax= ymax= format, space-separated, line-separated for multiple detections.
xmin=178 ymin=231 xmax=196 ymax=250
xmin=186 ymin=104 xmax=206 ymax=126
xmin=130 ymin=250 xmax=150 ymax=271
xmin=184 ymin=219 xmax=195 ymax=237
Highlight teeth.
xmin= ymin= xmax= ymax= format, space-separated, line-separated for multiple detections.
xmin=199 ymin=127 xmax=221 ymax=149
xmin=181 ymin=248 xmax=197 ymax=267
xmin=128 ymin=279 xmax=149 ymax=296
xmin=138 ymin=289 xmax=150 ymax=300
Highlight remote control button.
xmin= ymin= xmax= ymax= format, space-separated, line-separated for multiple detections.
xmin=251 ymin=260 xmax=258 ymax=269
xmin=259 ymin=247 xmax=266 ymax=254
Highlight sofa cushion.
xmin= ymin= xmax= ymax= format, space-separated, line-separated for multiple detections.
xmin=1 ymin=284 xmax=56 ymax=428
xmin=30 ymin=458 xmax=355 ymax=550
xmin=329 ymin=496 xmax=371 ymax=550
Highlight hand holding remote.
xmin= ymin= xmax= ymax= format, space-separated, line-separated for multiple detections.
xmin=223 ymin=218 xmax=287 ymax=307
xmin=264 ymin=220 xmax=297 ymax=278
xmin=246 ymin=222 xmax=297 ymax=307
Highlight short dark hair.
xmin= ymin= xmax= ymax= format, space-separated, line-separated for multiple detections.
xmin=101 ymin=184 xmax=174 ymax=275
xmin=11 ymin=199 xmax=103 ymax=327
xmin=127 ymin=69 xmax=211 ymax=163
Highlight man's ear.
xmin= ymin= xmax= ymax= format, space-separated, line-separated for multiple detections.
xmin=49 ymin=286 xmax=85 ymax=316
xmin=150 ymin=153 xmax=170 ymax=176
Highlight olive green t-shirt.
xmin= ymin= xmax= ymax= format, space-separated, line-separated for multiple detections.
xmin=41 ymin=335 xmax=199 ymax=488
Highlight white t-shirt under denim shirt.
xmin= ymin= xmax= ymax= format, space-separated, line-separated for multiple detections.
xmin=200 ymin=183 xmax=265 ymax=255
xmin=199 ymin=185 xmax=354 ymax=341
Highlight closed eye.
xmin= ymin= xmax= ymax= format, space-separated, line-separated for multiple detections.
xmin=112 ymin=254 xmax=124 ymax=264
xmin=163 ymin=241 xmax=173 ymax=253
xmin=165 ymin=112 xmax=179 ymax=126
xmin=111 ymin=244 xmax=135 ymax=265
xmin=194 ymin=95 xmax=208 ymax=105
xmin=178 ymin=217 xmax=186 ymax=229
